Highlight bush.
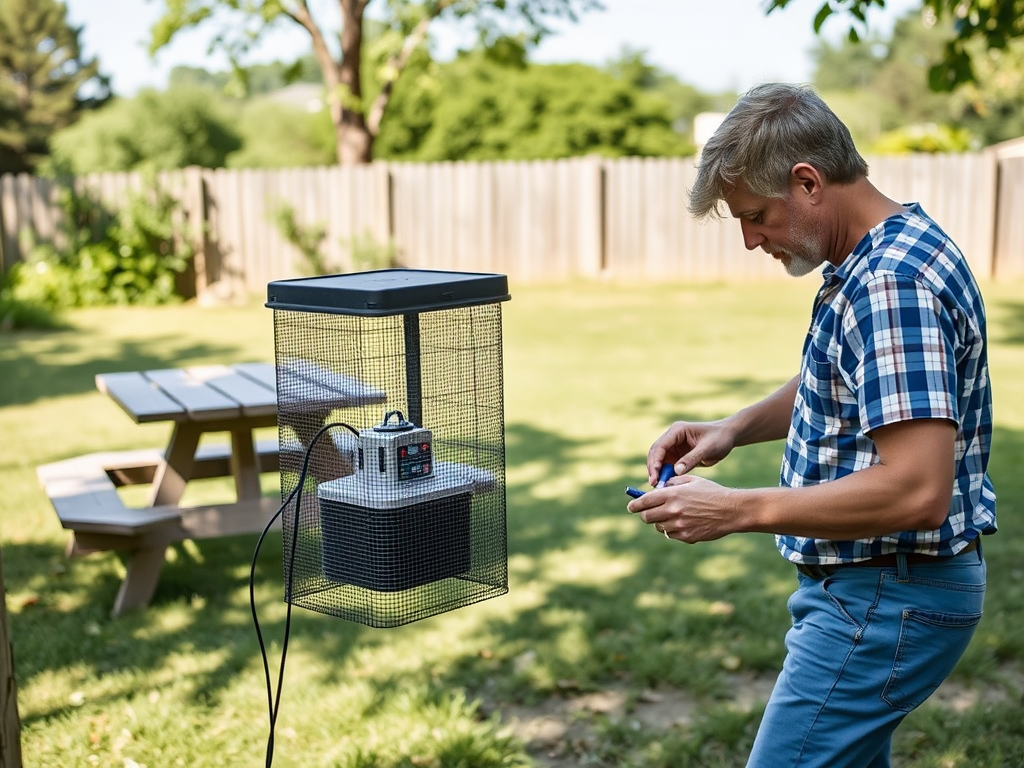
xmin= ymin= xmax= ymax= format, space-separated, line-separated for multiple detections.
xmin=4 ymin=176 xmax=193 ymax=329
xmin=0 ymin=261 xmax=71 ymax=330
xmin=868 ymin=123 xmax=975 ymax=154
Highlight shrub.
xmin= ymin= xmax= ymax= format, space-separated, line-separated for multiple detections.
xmin=4 ymin=176 xmax=193 ymax=329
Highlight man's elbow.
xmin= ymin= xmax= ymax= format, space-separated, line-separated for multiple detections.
xmin=906 ymin=485 xmax=953 ymax=531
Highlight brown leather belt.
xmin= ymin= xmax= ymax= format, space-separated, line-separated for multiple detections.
xmin=795 ymin=539 xmax=979 ymax=580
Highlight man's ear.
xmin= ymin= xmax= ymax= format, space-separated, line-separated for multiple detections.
xmin=790 ymin=162 xmax=822 ymax=201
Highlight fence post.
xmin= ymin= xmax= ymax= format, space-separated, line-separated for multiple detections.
xmin=0 ymin=549 xmax=22 ymax=768
xmin=181 ymin=167 xmax=209 ymax=301
xmin=0 ymin=175 xmax=19 ymax=279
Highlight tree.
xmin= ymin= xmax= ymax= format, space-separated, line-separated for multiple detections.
xmin=227 ymin=97 xmax=336 ymax=167
xmin=0 ymin=0 xmax=110 ymax=174
xmin=375 ymin=45 xmax=691 ymax=161
xmin=952 ymin=39 xmax=1024 ymax=145
xmin=47 ymin=86 xmax=242 ymax=174
xmin=807 ymin=6 xmax=1024 ymax=150
xmin=149 ymin=0 xmax=601 ymax=165
xmin=169 ymin=55 xmax=323 ymax=96
xmin=766 ymin=0 xmax=1024 ymax=91
xmin=601 ymin=48 xmax=728 ymax=145
xmin=812 ymin=11 xmax=955 ymax=131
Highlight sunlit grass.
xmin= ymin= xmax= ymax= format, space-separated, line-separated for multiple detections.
xmin=2 ymin=280 xmax=1023 ymax=766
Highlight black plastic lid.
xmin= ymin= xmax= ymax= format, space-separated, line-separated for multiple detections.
xmin=266 ymin=268 xmax=510 ymax=316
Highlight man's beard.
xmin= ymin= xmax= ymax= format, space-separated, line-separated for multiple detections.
xmin=783 ymin=251 xmax=823 ymax=277
xmin=770 ymin=212 xmax=826 ymax=277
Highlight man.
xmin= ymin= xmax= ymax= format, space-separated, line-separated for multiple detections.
xmin=627 ymin=83 xmax=995 ymax=768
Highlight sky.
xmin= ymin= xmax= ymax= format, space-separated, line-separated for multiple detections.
xmin=63 ymin=0 xmax=922 ymax=97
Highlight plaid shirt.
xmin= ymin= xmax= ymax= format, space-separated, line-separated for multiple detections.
xmin=778 ymin=203 xmax=997 ymax=564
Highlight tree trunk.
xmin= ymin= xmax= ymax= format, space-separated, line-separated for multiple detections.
xmin=335 ymin=0 xmax=373 ymax=164
xmin=0 ymin=550 xmax=22 ymax=768
xmin=337 ymin=117 xmax=373 ymax=165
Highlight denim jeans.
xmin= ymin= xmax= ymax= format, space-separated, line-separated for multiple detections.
xmin=747 ymin=544 xmax=986 ymax=768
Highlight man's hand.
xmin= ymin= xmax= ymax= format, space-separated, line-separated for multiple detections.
xmin=646 ymin=420 xmax=738 ymax=486
xmin=646 ymin=377 xmax=799 ymax=485
xmin=628 ymin=475 xmax=743 ymax=543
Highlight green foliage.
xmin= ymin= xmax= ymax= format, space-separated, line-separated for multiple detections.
xmin=0 ymin=0 xmax=110 ymax=173
xmin=810 ymin=13 xmax=953 ymax=133
xmin=810 ymin=32 xmax=887 ymax=92
xmin=345 ymin=230 xmax=400 ymax=272
xmin=226 ymin=96 xmax=336 ymax=169
xmin=168 ymin=55 xmax=323 ymax=97
xmin=270 ymin=205 xmax=398 ymax=276
xmin=769 ymin=0 xmax=1024 ymax=92
xmin=82 ymin=187 xmax=193 ymax=304
xmin=5 ymin=177 xmax=192 ymax=326
xmin=866 ymin=14 xmax=957 ymax=128
xmin=0 ymin=261 xmax=71 ymax=330
xmin=811 ymin=8 xmax=1024 ymax=150
xmin=922 ymin=0 xmax=1024 ymax=92
xmin=868 ymin=123 xmax=974 ymax=154
xmin=949 ymin=38 xmax=1024 ymax=146
xmin=148 ymin=0 xmax=603 ymax=163
xmin=602 ymin=47 xmax=729 ymax=146
xmin=377 ymin=50 xmax=692 ymax=160
xmin=271 ymin=203 xmax=328 ymax=275
xmin=46 ymin=86 xmax=242 ymax=174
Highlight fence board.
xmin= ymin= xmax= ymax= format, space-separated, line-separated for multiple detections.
xmin=867 ymin=153 xmax=997 ymax=278
xmin=994 ymin=156 xmax=1024 ymax=280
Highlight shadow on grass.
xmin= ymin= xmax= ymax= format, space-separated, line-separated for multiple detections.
xmin=6 ymin=532 xmax=369 ymax=728
xmin=7 ymin=414 xmax=1024 ymax=757
xmin=0 ymin=328 xmax=241 ymax=408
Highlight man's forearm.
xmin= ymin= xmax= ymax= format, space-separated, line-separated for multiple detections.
xmin=725 ymin=375 xmax=798 ymax=447
xmin=735 ymin=419 xmax=956 ymax=540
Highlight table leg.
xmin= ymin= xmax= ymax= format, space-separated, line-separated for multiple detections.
xmin=112 ymin=546 xmax=168 ymax=617
xmin=229 ymin=427 xmax=262 ymax=501
xmin=289 ymin=416 xmax=356 ymax=484
xmin=149 ymin=423 xmax=201 ymax=507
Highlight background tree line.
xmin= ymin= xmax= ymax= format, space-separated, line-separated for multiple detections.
xmin=3 ymin=0 xmax=1024 ymax=329
xmin=3 ymin=0 xmax=1024 ymax=177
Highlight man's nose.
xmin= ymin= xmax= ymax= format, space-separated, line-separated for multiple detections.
xmin=740 ymin=219 xmax=764 ymax=251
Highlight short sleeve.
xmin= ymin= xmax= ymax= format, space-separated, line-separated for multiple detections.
xmin=837 ymin=272 xmax=958 ymax=433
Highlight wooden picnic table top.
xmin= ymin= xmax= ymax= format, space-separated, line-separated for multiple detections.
xmin=95 ymin=361 xmax=386 ymax=425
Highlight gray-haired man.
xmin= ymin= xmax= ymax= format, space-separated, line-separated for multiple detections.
xmin=628 ymin=83 xmax=995 ymax=768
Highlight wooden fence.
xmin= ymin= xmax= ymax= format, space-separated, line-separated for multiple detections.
xmin=2 ymin=153 xmax=1023 ymax=300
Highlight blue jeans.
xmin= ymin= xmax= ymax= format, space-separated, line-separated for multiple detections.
xmin=747 ymin=544 xmax=986 ymax=768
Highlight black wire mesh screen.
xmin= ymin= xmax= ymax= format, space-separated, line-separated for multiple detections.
xmin=271 ymin=303 xmax=507 ymax=628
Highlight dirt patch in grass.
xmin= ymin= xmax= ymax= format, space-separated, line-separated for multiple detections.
xmin=493 ymin=672 xmax=776 ymax=767
xmin=494 ymin=669 xmax=1022 ymax=767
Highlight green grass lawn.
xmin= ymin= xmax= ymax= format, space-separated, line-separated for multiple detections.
xmin=2 ymin=279 xmax=1023 ymax=767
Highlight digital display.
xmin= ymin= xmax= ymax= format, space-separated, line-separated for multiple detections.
xmin=397 ymin=440 xmax=432 ymax=480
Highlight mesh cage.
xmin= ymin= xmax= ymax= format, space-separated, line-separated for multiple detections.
xmin=270 ymin=298 xmax=508 ymax=628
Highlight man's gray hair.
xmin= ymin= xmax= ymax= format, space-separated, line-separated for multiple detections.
xmin=688 ymin=83 xmax=868 ymax=219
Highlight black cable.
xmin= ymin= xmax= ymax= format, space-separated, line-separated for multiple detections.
xmin=249 ymin=421 xmax=359 ymax=767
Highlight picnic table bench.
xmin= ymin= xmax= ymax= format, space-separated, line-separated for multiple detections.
xmin=36 ymin=361 xmax=385 ymax=616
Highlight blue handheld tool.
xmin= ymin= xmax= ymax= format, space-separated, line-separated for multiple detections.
xmin=625 ymin=464 xmax=676 ymax=499
xmin=656 ymin=463 xmax=676 ymax=487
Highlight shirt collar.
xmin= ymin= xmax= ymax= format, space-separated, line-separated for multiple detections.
xmin=821 ymin=202 xmax=921 ymax=288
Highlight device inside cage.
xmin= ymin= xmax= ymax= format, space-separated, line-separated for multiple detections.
xmin=265 ymin=269 xmax=510 ymax=628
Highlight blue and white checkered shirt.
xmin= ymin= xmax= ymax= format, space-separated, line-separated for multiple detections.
xmin=778 ymin=203 xmax=997 ymax=564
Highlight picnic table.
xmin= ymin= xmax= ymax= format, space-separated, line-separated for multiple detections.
xmin=36 ymin=361 xmax=386 ymax=616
